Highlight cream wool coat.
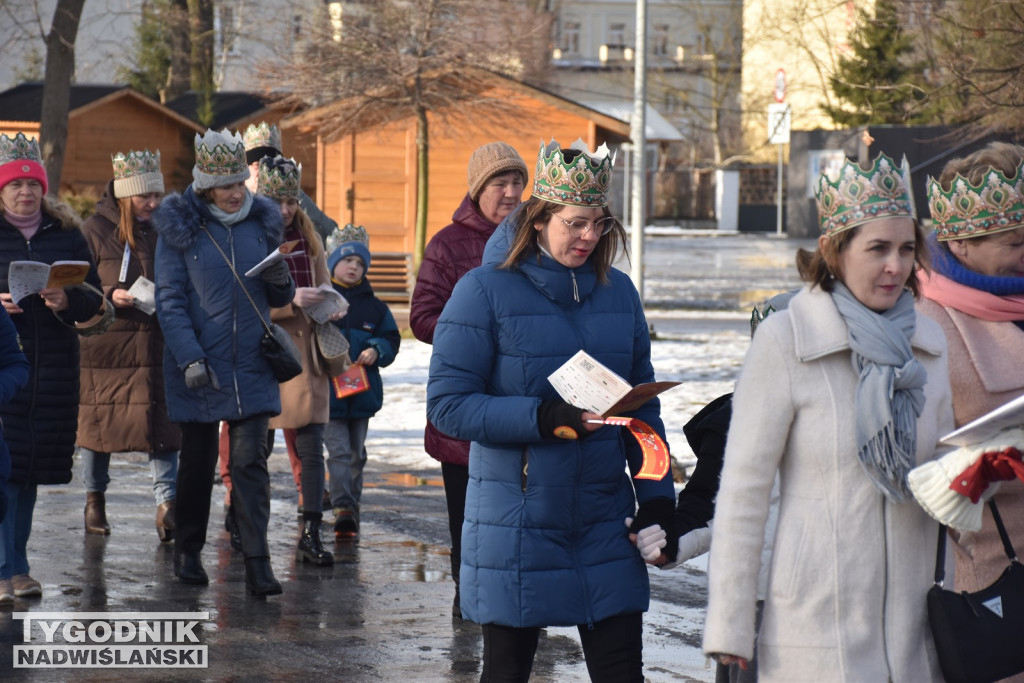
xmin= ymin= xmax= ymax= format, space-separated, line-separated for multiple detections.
xmin=703 ymin=287 xmax=954 ymax=683
xmin=268 ymin=249 xmax=331 ymax=429
xmin=917 ymin=297 xmax=1024 ymax=597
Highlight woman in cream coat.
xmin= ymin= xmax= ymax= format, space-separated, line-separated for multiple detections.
xmin=703 ymin=153 xmax=954 ymax=682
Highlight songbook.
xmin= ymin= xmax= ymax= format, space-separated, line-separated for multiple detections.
xmin=244 ymin=240 xmax=303 ymax=277
xmin=547 ymin=350 xmax=680 ymax=417
xmin=8 ymin=260 xmax=90 ymax=303
xmin=941 ymin=393 xmax=1024 ymax=447
xmin=332 ymin=364 xmax=370 ymax=399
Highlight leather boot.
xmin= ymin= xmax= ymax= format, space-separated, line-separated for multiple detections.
xmin=296 ymin=518 xmax=334 ymax=566
xmin=244 ymin=557 xmax=282 ymax=596
xmin=84 ymin=492 xmax=110 ymax=535
xmin=174 ymin=551 xmax=208 ymax=585
xmin=155 ymin=499 xmax=175 ymax=543
xmin=224 ymin=505 xmax=242 ymax=552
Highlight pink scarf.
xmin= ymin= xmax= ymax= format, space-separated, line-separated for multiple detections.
xmin=4 ymin=208 xmax=41 ymax=240
xmin=919 ymin=269 xmax=1024 ymax=321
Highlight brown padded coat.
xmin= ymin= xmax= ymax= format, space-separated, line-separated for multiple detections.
xmin=78 ymin=181 xmax=180 ymax=454
xmin=268 ymin=246 xmax=331 ymax=429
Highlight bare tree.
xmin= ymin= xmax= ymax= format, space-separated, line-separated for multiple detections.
xmin=930 ymin=0 xmax=1024 ymax=136
xmin=39 ymin=0 xmax=85 ymax=195
xmin=263 ymin=0 xmax=551 ymax=267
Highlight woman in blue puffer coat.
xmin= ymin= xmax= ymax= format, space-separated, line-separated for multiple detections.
xmin=427 ymin=139 xmax=677 ymax=683
xmin=154 ymin=129 xmax=294 ymax=597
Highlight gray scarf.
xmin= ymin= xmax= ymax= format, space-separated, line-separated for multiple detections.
xmin=831 ymin=283 xmax=926 ymax=502
xmin=206 ymin=190 xmax=253 ymax=227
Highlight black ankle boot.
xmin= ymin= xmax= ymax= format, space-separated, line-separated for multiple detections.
xmin=224 ymin=505 xmax=242 ymax=552
xmin=174 ymin=551 xmax=208 ymax=585
xmin=244 ymin=557 xmax=282 ymax=596
xmin=296 ymin=518 xmax=334 ymax=566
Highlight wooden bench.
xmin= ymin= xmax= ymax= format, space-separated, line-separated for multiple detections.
xmin=367 ymin=251 xmax=413 ymax=304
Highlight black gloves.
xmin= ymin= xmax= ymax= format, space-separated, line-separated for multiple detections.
xmin=630 ymin=497 xmax=678 ymax=563
xmin=184 ymin=359 xmax=220 ymax=390
xmin=537 ymin=398 xmax=589 ymax=440
xmin=261 ymin=259 xmax=292 ymax=287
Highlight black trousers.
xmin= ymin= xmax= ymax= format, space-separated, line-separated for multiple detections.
xmin=441 ymin=462 xmax=469 ymax=584
xmin=480 ymin=612 xmax=644 ymax=683
xmin=177 ymin=415 xmax=271 ymax=558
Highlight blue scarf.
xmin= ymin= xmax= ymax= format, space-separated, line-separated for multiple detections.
xmin=929 ymin=232 xmax=1024 ymax=296
xmin=831 ymin=283 xmax=926 ymax=502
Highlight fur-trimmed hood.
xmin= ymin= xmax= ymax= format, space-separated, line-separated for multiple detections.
xmin=153 ymin=185 xmax=282 ymax=251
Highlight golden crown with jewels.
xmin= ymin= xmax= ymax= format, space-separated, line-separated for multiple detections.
xmin=927 ymin=162 xmax=1024 ymax=241
xmin=532 ymin=138 xmax=615 ymax=207
xmin=813 ymin=153 xmax=916 ymax=236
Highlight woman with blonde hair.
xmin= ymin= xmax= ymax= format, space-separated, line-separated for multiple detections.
xmin=78 ymin=150 xmax=180 ymax=541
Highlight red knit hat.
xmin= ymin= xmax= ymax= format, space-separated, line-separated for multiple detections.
xmin=0 ymin=132 xmax=48 ymax=195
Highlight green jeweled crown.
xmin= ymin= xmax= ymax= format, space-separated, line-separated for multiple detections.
xmin=927 ymin=163 xmax=1024 ymax=241
xmin=112 ymin=149 xmax=161 ymax=180
xmin=814 ymin=153 xmax=916 ymax=236
xmin=326 ymin=223 xmax=368 ymax=255
xmin=0 ymin=132 xmax=42 ymax=165
xmin=257 ymin=155 xmax=301 ymax=200
xmin=532 ymin=138 xmax=615 ymax=207
xmin=242 ymin=122 xmax=282 ymax=152
xmin=192 ymin=129 xmax=248 ymax=189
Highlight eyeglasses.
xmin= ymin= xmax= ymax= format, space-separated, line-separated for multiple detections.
xmin=553 ymin=214 xmax=618 ymax=237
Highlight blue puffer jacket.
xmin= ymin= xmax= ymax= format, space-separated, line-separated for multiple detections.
xmin=327 ymin=277 xmax=400 ymax=419
xmin=427 ymin=214 xmax=675 ymax=628
xmin=153 ymin=188 xmax=294 ymax=423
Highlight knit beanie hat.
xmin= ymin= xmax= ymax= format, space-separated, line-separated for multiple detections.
xmin=192 ymin=129 xmax=249 ymax=190
xmin=0 ymin=132 xmax=48 ymax=195
xmin=467 ymin=142 xmax=527 ymax=202
xmin=112 ymin=150 xmax=164 ymax=198
xmin=327 ymin=224 xmax=371 ymax=273
xmin=242 ymin=122 xmax=283 ymax=165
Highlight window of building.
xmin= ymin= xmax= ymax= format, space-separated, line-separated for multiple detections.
xmin=608 ymin=21 xmax=626 ymax=47
xmin=652 ymin=23 xmax=669 ymax=56
xmin=562 ymin=21 xmax=580 ymax=55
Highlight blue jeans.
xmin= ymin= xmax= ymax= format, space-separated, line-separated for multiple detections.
xmin=325 ymin=418 xmax=369 ymax=511
xmin=80 ymin=447 xmax=178 ymax=504
xmin=0 ymin=482 xmax=37 ymax=579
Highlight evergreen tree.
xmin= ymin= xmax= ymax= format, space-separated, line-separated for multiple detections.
xmin=823 ymin=0 xmax=938 ymax=126
xmin=117 ymin=0 xmax=174 ymax=100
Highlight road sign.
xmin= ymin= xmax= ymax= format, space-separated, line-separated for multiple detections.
xmin=774 ymin=69 xmax=787 ymax=103
xmin=768 ymin=103 xmax=791 ymax=145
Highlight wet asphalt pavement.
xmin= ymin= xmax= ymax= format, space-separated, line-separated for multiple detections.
xmin=0 ymin=233 xmax=813 ymax=682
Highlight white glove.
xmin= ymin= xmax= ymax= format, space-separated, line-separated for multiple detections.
xmin=626 ymin=518 xmax=713 ymax=570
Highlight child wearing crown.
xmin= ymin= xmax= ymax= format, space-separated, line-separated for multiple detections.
xmin=426 ymin=138 xmax=676 ymax=679
xmin=916 ymin=142 xmax=1024 ymax=607
xmin=703 ymin=152 xmax=954 ymax=681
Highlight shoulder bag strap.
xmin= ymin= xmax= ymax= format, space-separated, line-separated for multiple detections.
xmin=934 ymin=523 xmax=947 ymax=587
xmin=199 ymin=222 xmax=274 ymax=337
xmin=934 ymin=499 xmax=1018 ymax=587
xmin=989 ymin=499 xmax=1019 ymax=563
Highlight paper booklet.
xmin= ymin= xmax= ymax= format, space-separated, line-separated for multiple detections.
xmin=547 ymin=350 xmax=681 ymax=417
xmin=244 ymin=240 xmax=303 ymax=278
xmin=302 ymin=284 xmax=350 ymax=324
xmin=8 ymin=260 xmax=90 ymax=303
xmin=126 ymin=276 xmax=157 ymax=315
xmin=941 ymin=393 xmax=1024 ymax=447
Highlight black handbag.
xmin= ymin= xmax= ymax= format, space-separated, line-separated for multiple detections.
xmin=927 ymin=500 xmax=1024 ymax=683
xmin=202 ymin=224 xmax=302 ymax=383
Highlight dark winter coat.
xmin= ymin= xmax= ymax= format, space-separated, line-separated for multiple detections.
xmin=328 ymin=277 xmax=400 ymax=420
xmin=410 ymin=194 xmax=498 ymax=467
xmin=153 ymin=187 xmax=294 ymax=424
xmin=426 ymin=215 xmax=676 ymax=628
xmin=0 ymin=208 xmax=103 ymax=485
xmin=78 ymin=180 xmax=180 ymax=453
xmin=0 ymin=308 xmax=30 ymax=490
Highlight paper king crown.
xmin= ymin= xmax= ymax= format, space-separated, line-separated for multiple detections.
xmin=813 ymin=153 xmax=916 ymax=236
xmin=927 ymin=162 xmax=1024 ymax=241
xmin=192 ymin=129 xmax=248 ymax=190
xmin=111 ymin=150 xmax=164 ymax=197
xmin=242 ymin=122 xmax=282 ymax=153
xmin=257 ymin=155 xmax=301 ymax=200
xmin=0 ymin=132 xmax=42 ymax=166
xmin=532 ymin=138 xmax=615 ymax=207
